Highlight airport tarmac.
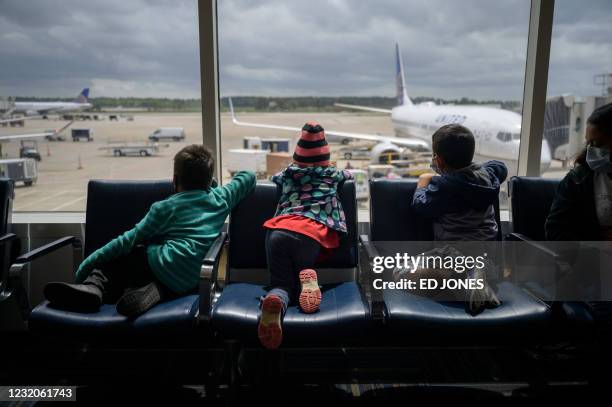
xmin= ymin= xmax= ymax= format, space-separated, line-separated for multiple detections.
xmin=0 ymin=112 xmax=392 ymax=211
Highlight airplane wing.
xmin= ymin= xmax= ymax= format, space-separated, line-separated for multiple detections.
xmin=0 ymin=132 xmax=53 ymax=141
xmin=334 ymin=103 xmax=392 ymax=114
xmin=228 ymin=99 xmax=429 ymax=150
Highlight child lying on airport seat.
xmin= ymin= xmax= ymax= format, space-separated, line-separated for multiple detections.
xmin=393 ymin=124 xmax=507 ymax=315
xmin=258 ymin=122 xmax=352 ymax=349
xmin=44 ymin=145 xmax=256 ymax=317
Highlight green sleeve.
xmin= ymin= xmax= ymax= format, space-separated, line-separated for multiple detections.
xmin=75 ymin=202 xmax=166 ymax=283
xmin=215 ymin=171 xmax=256 ymax=210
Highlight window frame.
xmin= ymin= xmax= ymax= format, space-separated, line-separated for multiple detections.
xmin=13 ymin=0 xmax=554 ymax=220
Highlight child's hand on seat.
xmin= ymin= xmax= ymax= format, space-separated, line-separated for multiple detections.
xmin=417 ymin=173 xmax=436 ymax=188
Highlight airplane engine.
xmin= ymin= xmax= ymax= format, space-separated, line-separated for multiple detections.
xmin=26 ymin=110 xmax=38 ymax=116
xmin=370 ymin=142 xmax=402 ymax=164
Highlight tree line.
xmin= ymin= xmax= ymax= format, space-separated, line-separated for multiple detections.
xmin=11 ymin=96 xmax=521 ymax=112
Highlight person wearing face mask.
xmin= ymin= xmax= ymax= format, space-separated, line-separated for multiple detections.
xmin=546 ymin=103 xmax=612 ymax=241
xmin=400 ymin=124 xmax=507 ymax=314
xmin=413 ymin=124 xmax=508 ymax=241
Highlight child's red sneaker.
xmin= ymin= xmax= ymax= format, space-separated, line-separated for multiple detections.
xmin=258 ymin=295 xmax=283 ymax=349
xmin=299 ymin=269 xmax=321 ymax=314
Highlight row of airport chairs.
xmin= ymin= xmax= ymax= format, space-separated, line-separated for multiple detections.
xmin=0 ymin=177 xmax=596 ymax=382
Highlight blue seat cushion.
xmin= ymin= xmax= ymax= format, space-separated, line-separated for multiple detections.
xmin=383 ymin=282 xmax=551 ymax=342
xmin=212 ymin=282 xmax=370 ymax=345
xmin=29 ymin=294 xmax=199 ymax=339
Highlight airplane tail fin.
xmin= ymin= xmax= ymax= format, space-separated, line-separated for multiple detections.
xmin=395 ymin=43 xmax=412 ymax=106
xmin=75 ymin=88 xmax=90 ymax=103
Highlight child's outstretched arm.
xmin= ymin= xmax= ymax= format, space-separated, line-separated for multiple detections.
xmin=215 ymin=170 xmax=256 ymax=210
xmin=336 ymin=168 xmax=354 ymax=182
xmin=75 ymin=202 xmax=168 ymax=283
xmin=483 ymin=160 xmax=508 ymax=184
xmin=412 ymin=177 xmax=448 ymax=218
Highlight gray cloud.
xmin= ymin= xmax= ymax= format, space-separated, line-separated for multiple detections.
xmin=0 ymin=0 xmax=610 ymax=100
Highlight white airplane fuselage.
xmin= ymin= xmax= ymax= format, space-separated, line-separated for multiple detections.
xmin=390 ymin=103 xmax=551 ymax=174
xmin=14 ymin=101 xmax=92 ymax=115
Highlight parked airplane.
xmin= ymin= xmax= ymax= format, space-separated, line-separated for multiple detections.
xmin=230 ymin=44 xmax=551 ymax=175
xmin=12 ymin=88 xmax=92 ymax=116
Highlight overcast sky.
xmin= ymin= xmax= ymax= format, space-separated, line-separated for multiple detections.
xmin=0 ymin=0 xmax=610 ymax=100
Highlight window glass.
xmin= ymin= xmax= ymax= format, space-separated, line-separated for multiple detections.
xmin=218 ymin=0 xmax=530 ymax=210
xmin=541 ymin=0 xmax=612 ymax=178
xmin=0 ymin=0 xmax=201 ymax=211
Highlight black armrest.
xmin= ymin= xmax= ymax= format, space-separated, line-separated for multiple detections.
xmin=199 ymin=232 xmax=227 ymax=322
xmin=359 ymin=234 xmax=380 ymax=259
xmin=505 ymin=232 xmax=575 ymax=301
xmin=14 ymin=236 xmax=78 ymax=264
xmin=505 ymin=232 xmax=562 ymax=259
xmin=359 ymin=234 xmax=386 ymax=324
xmin=0 ymin=233 xmax=18 ymax=245
xmin=203 ymin=232 xmax=227 ymax=265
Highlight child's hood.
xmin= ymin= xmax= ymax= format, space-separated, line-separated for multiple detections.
xmin=433 ymin=162 xmax=502 ymax=210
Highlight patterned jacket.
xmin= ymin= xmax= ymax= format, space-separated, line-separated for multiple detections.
xmin=271 ymin=165 xmax=352 ymax=233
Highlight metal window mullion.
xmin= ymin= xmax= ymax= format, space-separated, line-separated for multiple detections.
xmin=518 ymin=0 xmax=555 ymax=176
xmin=198 ymin=0 xmax=222 ymax=182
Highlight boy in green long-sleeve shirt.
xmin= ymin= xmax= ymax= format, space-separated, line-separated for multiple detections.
xmin=45 ymin=145 xmax=256 ymax=317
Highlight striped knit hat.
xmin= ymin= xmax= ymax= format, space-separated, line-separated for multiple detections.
xmin=293 ymin=122 xmax=330 ymax=167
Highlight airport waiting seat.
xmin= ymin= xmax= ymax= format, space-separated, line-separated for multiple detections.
xmin=211 ymin=181 xmax=370 ymax=346
xmin=362 ymin=178 xmax=551 ymax=343
xmin=0 ymin=178 xmax=23 ymax=331
xmin=14 ymin=180 xmax=224 ymax=340
xmin=507 ymin=176 xmax=595 ymax=330
xmin=507 ymin=176 xmax=560 ymax=241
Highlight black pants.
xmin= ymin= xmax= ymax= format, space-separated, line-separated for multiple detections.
xmin=265 ymin=229 xmax=320 ymax=307
xmin=84 ymin=246 xmax=167 ymax=303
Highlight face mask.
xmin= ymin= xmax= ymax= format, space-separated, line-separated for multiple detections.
xmin=586 ymin=145 xmax=612 ymax=173
xmin=430 ymin=159 xmax=442 ymax=175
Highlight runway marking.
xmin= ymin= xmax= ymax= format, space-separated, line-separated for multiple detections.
xmin=14 ymin=190 xmax=73 ymax=210
xmin=14 ymin=189 xmax=41 ymax=198
xmin=49 ymin=195 xmax=87 ymax=211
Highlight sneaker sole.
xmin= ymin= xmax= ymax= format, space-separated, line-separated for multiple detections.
xmin=116 ymin=286 xmax=161 ymax=317
xmin=258 ymin=295 xmax=283 ymax=350
xmin=299 ymin=269 xmax=321 ymax=314
xmin=44 ymin=282 xmax=101 ymax=311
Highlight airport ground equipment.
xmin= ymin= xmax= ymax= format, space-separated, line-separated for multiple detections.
xmin=243 ymin=136 xmax=291 ymax=152
xmin=339 ymin=145 xmax=371 ymax=160
xmin=148 ymin=127 xmax=186 ymax=142
xmin=0 ymin=159 xmax=37 ymax=186
xmin=346 ymin=169 xmax=368 ymax=200
xmin=19 ymin=140 xmax=41 ymax=162
xmin=71 ymin=128 xmax=94 ymax=142
xmin=225 ymin=148 xmax=268 ymax=178
xmin=99 ymin=142 xmax=163 ymax=157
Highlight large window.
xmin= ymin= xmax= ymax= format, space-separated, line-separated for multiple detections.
xmin=0 ymin=0 xmax=201 ymax=211
xmin=218 ymin=0 xmax=531 ymax=209
xmin=540 ymin=0 xmax=612 ymax=178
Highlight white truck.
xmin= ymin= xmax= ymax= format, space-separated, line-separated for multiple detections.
xmin=99 ymin=142 xmax=164 ymax=157
xmin=225 ymin=149 xmax=268 ymax=178
xmin=148 ymin=127 xmax=186 ymax=142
